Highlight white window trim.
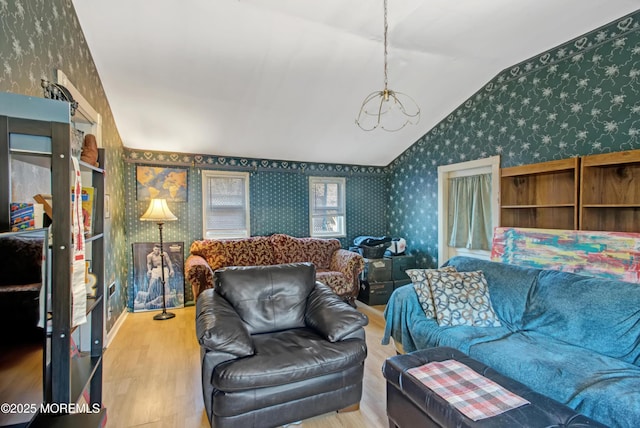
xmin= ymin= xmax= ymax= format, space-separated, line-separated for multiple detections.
xmin=437 ymin=156 xmax=500 ymax=265
xmin=309 ymin=176 xmax=346 ymax=238
xmin=56 ymin=70 xmax=102 ymax=147
xmin=202 ymin=170 xmax=250 ymax=239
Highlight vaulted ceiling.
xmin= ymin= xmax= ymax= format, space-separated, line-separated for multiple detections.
xmin=72 ymin=0 xmax=639 ymax=166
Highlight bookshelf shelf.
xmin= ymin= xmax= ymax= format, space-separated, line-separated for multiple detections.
xmin=0 ymin=92 xmax=105 ymax=426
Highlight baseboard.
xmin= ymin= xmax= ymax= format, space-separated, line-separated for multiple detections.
xmin=105 ymin=310 xmax=128 ymax=348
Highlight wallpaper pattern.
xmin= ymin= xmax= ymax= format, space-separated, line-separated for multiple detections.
xmin=0 ymin=0 xmax=127 ymax=332
xmin=2 ymin=1 xmax=637 ymax=312
xmin=389 ymin=11 xmax=640 ymax=268
xmin=123 ymin=150 xmax=389 ymax=306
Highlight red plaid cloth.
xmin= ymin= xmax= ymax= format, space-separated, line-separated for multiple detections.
xmin=407 ymin=359 xmax=530 ymax=421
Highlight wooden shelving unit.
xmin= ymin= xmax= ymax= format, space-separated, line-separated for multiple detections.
xmin=500 ymin=150 xmax=640 ymax=233
xmin=580 ymin=149 xmax=640 ymax=232
xmin=0 ymin=92 xmax=105 ymax=427
xmin=500 ymin=158 xmax=580 ymax=230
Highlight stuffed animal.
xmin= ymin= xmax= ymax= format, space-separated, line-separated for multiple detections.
xmin=80 ymin=134 xmax=99 ymax=167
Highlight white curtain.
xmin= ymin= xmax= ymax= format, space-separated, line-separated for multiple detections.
xmin=447 ymin=173 xmax=492 ymax=250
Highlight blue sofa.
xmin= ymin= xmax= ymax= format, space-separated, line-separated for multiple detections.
xmin=382 ymin=255 xmax=640 ymax=428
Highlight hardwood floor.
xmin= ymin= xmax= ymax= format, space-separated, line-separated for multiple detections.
xmin=0 ymin=341 xmax=43 ymax=426
xmin=102 ymin=302 xmax=395 ymax=428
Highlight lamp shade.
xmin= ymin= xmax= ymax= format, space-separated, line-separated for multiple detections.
xmin=140 ymin=198 xmax=177 ymax=222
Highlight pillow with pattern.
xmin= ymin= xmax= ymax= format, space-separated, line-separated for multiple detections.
xmin=406 ymin=266 xmax=457 ymax=319
xmin=426 ymin=270 xmax=502 ymax=327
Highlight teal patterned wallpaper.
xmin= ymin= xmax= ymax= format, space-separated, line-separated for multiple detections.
xmin=123 ymin=150 xmax=389 ymax=306
xmin=3 ymin=1 xmax=636 ymax=312
xmin=0 ymin=0 xmax=127 ymax=332
xmin=389 ymin=11 xmax=640 ymax=269
xmin=251 ymin=171 xmax=310 ymax=237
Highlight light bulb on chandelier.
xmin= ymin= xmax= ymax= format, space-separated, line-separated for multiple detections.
xmin=356 ymin=0 xmax=420 ymax=132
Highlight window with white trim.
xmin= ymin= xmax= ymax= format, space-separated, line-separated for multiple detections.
xmin=202 ymin=171 xmax=250 ymax=239
xmin=309 ymin=176 xmax=345 ymax=238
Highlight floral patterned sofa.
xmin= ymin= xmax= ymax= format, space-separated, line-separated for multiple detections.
xmin=186 ymin=234 xmax=365 ymax=304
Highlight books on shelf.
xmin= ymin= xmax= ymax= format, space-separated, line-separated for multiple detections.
xmin=74 ymin=187 xmax=95 ymax=236
xmin=32 ymin=187 xmax=96 ymax=236
xmin=68 ymin=187 xmax=96 ymax=236
xmin=10 ymin=202 xmax=44 ymax=231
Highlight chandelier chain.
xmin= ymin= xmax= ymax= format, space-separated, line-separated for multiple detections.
xmin=383 ymin=0 xmax=389 ymax=90
xmin=355 ymin=0 xmax=420 ymax=131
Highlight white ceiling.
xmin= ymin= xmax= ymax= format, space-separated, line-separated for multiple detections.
xmin=72 ymin=0 xmax=639 ymax=166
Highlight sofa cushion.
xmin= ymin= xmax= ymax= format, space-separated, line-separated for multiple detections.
xmin=305 ymin=281 xmax=368 ymax=342
xmin=224 ymin=235 xmax=274 ymax=266
xmin=270 ymin=233 xmax=306 ymax=264
xmin=406 ymin=266 xmax=457 ymax=319
xmin=189 ymin=239 xmax=230 ymax=271
xmin=427 ymin=270 xmax=501 ymax=327
xmin=196 ymin=289 xmax=254 ymax=357
xmin=382 ymin=285 xmax=512 ymax=354
xmin=211 ymin=327 xmax=367 ymax=391
xmin=298 ymin=237 xmax=341 ymax=269
xmin=270 ymin=234 xmax=339 ymax=269
xmin=522 ymin=269 xmax=640 ymax=366
xmin=0 ymin=236 xmax=43 ymax=286
xmin=214 ymin=263 xmax=315 ymax=334
xmin=443 ymin=256 xmax=540 ymax=330
xmin=189 ymin=236 xmax=275 ymax=271
xmin=469 ymin=331 xmax=640 ymax=428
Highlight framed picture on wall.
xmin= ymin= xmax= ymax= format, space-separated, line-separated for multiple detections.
xmin=135 ymin=165 xmax=188 ymax=202
xmin=132 ymin=241 xmax=185 ymax=312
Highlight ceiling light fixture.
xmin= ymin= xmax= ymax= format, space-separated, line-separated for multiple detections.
xmin=356 ymin=0 xmax=420 ymax=132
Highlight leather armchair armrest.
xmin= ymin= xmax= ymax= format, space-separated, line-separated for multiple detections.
xmin=196 ymin=289 xmax=255 ymax=357
xmin=305 ymin=282 xmax=368 ymax=342
xmin=186 ymin=255 xmax=215 ymax=299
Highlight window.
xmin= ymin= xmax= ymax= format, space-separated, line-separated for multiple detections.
xmin=309 ymin=176 xmax=345 ymax=237
xmin=447 ymin=173 xmax=493 ymax=251
xmin=202 ymin=171 xmax=250 ymax=239
xmin=437 ymin=156 xmax=500 ymax=265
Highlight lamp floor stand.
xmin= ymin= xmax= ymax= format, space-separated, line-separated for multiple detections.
xmin=154 ymin=311 xmax=175 ymax=320
xmin=154 ymin=221 xmax=175 ymax=321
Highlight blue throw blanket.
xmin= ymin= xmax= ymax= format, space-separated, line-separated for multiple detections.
xmin=382 ymin=256 xmax=640 ymax=428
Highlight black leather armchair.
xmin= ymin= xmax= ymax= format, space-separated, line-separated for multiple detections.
xmin=195 ymin=263 xmax=368 ymax=428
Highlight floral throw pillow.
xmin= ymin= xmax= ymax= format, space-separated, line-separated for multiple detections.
xmin=426 ymin=270 xmax=502 ymax=327
xmin=406 ymin=266 xmax=457 ymax=319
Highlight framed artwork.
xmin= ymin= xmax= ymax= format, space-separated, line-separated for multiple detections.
xmin=491 ymin=227 xmax=640 ymax=283
xmin=136 ymin=166 xmax=188 ymax=202
xmin=132 ymin=242 xmax=185 ymax=312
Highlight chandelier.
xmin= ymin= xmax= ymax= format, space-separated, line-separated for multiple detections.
xmin=355 ymin=0 xmax=420 ymax=132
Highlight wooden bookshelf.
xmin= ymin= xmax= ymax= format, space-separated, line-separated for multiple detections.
xmin=580 ymin=149 xmax=640 ymax=232
xmin=500 ymin=158 xmax=579 ymax=230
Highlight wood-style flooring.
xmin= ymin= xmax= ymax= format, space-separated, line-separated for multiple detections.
xmin=0 ymin=340 xmax=43 ymax=426
xmin=102 ymin=302 xmax=395 ymax=428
